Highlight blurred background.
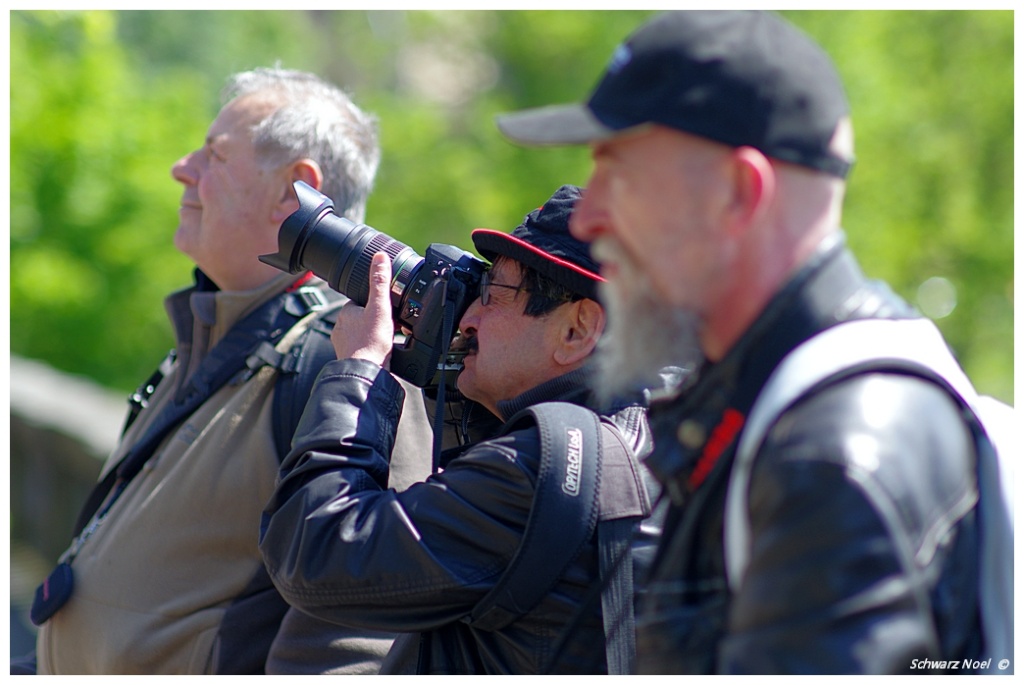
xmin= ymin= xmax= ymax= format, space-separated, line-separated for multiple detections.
xmin=8 ymin=9 xmax=1014 ymax=657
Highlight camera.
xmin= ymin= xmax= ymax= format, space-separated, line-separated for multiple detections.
xmin=260 ymin=181 xmax=486 ymax=388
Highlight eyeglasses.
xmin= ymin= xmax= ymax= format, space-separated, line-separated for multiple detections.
xmin=478 ymin=269 xmax=577 ymax=307
xmin=479 ymin=269 xmax=533 ymax=306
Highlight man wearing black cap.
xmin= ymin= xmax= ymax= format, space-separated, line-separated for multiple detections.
xmin=258 ymin=185 xmax=659 ymax=674
xmin=497 ymin=11 xmax=992 ymax=675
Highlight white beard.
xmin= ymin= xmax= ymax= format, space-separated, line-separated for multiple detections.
xmin=592 ymin=237 xmax=704 ymax=405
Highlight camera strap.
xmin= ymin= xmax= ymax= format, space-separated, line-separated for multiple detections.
xmin=430 ymin=279 xmax=459 ymax=473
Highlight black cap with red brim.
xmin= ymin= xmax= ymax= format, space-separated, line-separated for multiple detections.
xmin=471 ymin=184 xmax=604 ymax=301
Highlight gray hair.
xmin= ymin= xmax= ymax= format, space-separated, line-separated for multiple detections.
xmin=222 ymin=66 xmax=380 ymax=222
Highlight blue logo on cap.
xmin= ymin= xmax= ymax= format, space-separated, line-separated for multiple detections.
xmin=607 ymin=44 xmax=632 ymax=74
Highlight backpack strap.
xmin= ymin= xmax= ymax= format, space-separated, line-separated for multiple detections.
xmin=596 ymin=407 xmax=650 ymax=675
xmin=465 ymin=401 xmax=644 ymax=674
xmin=71 ymin=282 xmax=335 ymax=538
xmin=598 ymin=515 xmax=638 ymax=674
xmin=32 ymin=281 xmax=337 ymax=627
xmin=269 ymin=295 xmax=347 ymax=461
xmin=467 ymin=401 xmax=602 ymax=632
xmin=724 ymin=317 xmax=1014 ymax=670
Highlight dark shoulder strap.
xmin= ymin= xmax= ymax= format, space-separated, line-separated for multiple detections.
xmin=467 ymin=401 xmax=602 ymax=632
xmin=270 ymin=298 xmax=346 ymax=461
xmin=597 ymin=428 xmax=641 ymax=675
xmin=598 ymin=517 xmax=638 ymax=674
xmin=465 ymin=401 xmax=649 ymax=673
xmin=71 ymin=283 xmax=330 ymax=538
xmin=546 ymin=419 xmax=644 ymax=675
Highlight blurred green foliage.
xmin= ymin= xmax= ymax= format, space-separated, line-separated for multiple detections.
xmin=9 ymin=10 xmax=1013 ymax=403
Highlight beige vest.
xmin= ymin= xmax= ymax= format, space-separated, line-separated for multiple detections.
xmin=37 ymin=273 xmax=433 ymax=673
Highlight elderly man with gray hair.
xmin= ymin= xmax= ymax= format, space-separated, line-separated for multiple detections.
xmin=497 ymin=11 xmax=1001 ymax=675
xmin=21 ymin=67 xmax=432 ymax=675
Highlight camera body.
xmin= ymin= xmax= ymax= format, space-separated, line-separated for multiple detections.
xmin=260 ymin=181 xmax=486 ymax=388
xmin=388 ymin=242 xmax=484 ymax=387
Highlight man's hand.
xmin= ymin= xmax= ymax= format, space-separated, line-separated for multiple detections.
xmin=331 ymin=251 xmax=394 ymax=367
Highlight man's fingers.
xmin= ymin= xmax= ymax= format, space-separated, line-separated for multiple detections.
xmin=367 ymin=251 xmax=392 ymax=318
xmin=329 ymin=252 xmax=396 ymax=366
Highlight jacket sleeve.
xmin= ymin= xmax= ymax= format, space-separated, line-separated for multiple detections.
xmin=259 ymin=358 xmax=538 ymax=633
xmin=718 ymin=373 xmax=979 ymax=674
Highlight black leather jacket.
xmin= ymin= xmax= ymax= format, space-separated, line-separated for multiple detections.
xmin=260 ymin=363 xmax=658 ymax=674
xmin=637 ymin=236 xmax=982 ymax=674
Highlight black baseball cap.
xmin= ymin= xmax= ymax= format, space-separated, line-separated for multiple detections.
xmin=496 ymin=10 xmax=853 ymax=178
xmin=472 ymin=185 xmax=604 ymax=301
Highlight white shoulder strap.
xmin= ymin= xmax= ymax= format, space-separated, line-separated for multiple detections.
xmin=723 ymin=317 xmax=1014 ymax=667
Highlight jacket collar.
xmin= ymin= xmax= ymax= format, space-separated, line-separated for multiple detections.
xmin=496 ymin=366 xmax=594 ymax=422
xmin=165 ymin=270 xmax=304 ymax=351
xmin=163 ymin=270 xmax=310 ymax=395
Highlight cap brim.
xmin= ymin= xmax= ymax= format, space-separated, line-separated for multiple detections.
xmin=496 ymin=104 xmax=618 ymax=146
xmin=471 ymin=228 xmax=604 ymax=301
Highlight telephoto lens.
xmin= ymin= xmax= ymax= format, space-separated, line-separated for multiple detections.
xmin=260 ymin=181 xmax=487 ymax=388
xmin=259 ymin=180 xmax=423 ymax=310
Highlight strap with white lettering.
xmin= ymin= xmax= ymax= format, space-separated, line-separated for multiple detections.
xmin=466 ymin=402 xmax=601 ymax=632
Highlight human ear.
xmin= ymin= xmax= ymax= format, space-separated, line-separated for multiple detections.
xmin=725 ymin=146 xmax=775 ymax=237
xmin=271 ymin=159 xmax=324 ymax=223
xmin=553 ymin=298 xmax=606 ymax=366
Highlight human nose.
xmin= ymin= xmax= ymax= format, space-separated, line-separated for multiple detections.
xmin=569 ymin=183 xmax=606 ymax=243
xmin=458 ymin=297 xmax=483 ymax=336
xmin=171 ymin=149 xmax=201 ymax=186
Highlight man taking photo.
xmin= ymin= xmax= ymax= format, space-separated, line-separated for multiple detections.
xmin=259 ymin=185 xmax=661 ymax=674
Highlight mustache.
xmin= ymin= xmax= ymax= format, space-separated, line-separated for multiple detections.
xmin=450 ymin=334 xmax=478 ymax=354
xmin=590 ymin=237 xmax=620 ymax=268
